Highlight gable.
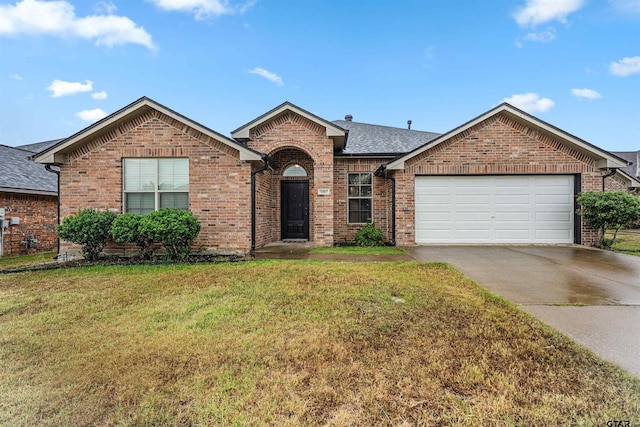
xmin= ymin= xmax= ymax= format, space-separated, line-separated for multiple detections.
xmin=65 ymin=110 xmax=244 ymax=164
xmin=387 ymin=103 xmax=629 ymax=171
xmin=231 ymin=102 xmax=346 ymax=151
xmin=406 ymin=113 xmax=596 ymax=173
xmin=33 ymin=97 xmax=262 ymax=165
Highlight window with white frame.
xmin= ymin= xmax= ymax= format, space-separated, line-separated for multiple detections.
xmin=123 ymin=158 xmax=189 ymax=214
xmin=348 ymin=172 xmax=372 ymax=224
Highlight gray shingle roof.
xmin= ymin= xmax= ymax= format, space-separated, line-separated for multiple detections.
xmin=17 ymin=138 xmax=64 ymax=154
xmin=332 ymin=120 xmax=440 ymax=155
xmin=612 ymin=151 xmax=639 ymax=178
xmin=0 ymin=144 xmax=58 ymax=193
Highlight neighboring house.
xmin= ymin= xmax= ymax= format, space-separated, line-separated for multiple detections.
xmin=32 ymin=97 xmax=639 ymax=256
xmin=612 ymin=150 xmax=640 ymax=192
xmin=0 ymin=140 xmax=60 ymax=257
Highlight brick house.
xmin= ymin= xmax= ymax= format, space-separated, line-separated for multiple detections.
xmin=32 ymin=97 xmax=638 ymax=255
xmin=1 ymin=141 xmax=60 ymax=257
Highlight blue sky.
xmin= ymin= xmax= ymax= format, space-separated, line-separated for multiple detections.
xmin=1 ymin=0 xmax=639 ymax=152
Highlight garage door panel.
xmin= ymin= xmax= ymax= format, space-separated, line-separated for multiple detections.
xmin=495 ymin=194 xmax=530 ymax=204
xmin=455 ymin=229 xmax=491 ymax=239
xmin=455 ymin=195 xmax=491 ymax=204
xmin=536 ymin=212 xmax=572 ymax=222
xmin=495 ymin=212 xmax=531 ymax=221
xmin=456 ymin=212 xmax=491 ymax=221
xmin=415 ymin=175 xmax=574 ymax=244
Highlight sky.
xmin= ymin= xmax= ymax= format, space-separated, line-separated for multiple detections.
xmin=0 ymin=0 xmax=639 ymax=152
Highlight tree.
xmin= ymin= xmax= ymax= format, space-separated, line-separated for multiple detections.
xmin=56 ymin=208 xmax=117 ymax=261
xmin=576 ymin=191 xmax=640 ymax=248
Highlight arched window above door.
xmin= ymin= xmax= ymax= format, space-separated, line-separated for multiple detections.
xmin=283 ymin=164 xmax=308 ymax=177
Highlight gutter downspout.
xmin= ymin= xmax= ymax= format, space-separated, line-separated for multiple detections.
xmin=602 ymin=168 xmax=617 ymax=192
xmin=375 ymin=164 xmax=396 ymax=246
xmin=251 ymin=154 xmax=272 ymax=252
xmin=44 ymin=164 xmax=60 ymax=256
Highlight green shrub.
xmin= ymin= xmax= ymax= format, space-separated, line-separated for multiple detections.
xmin=577 ymin=191 xmax=640 ymax=248
xmin=111 ymin=213 xmax=154 ymax=260
xmin=139 ymin=209 xmax=201 ymax=260
xmin=56 ymin=208 xmax=117 ymax=261
xmin=355 ymin=221 xmax=384 ymax=247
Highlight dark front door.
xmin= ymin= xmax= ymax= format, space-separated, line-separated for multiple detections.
xmin=281 ymin=181 xmax=309 ymax=240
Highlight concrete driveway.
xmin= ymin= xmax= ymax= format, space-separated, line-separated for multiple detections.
xmin=404 ymin=245 xmax=640 ymax=377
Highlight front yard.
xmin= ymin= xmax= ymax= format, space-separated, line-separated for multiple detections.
xmin=1 ymin=261 xmax=638 ymax=425
xmin=607 ymin=229 xmax=640 ymax=256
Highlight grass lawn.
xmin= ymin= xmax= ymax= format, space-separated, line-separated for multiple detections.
xmin=0 ymin=251 xmax=56 ymax=270
xmin=311 ymin=246 xmax=405 ymax=255
xmin=1 ymin=261 xmax=638 ymax=426
xmin=606 ymin=230 xmax=640 ymax=256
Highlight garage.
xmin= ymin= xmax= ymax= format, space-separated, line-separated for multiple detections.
xmin=415 ymin=175 xmax=575 ymax=244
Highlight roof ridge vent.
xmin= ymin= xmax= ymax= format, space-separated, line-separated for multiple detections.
xmin=345 ymin=114 xmax=353 ymax=121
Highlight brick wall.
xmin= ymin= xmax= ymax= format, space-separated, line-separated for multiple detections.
xmin=392 ymin=113 xmax=622 ymax=247
xmin=58 ymin=109 xmax=252 ymax=256
xmin=0 ymin=191 xmax=57 ymax=256
xmin=333 ymin=158 xmax=393 ymax=244
xmin=247 ymin=112 xmax=335 ymax=247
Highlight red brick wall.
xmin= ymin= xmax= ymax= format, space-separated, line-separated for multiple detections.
xmin=247 ymin=112 xmax=335 ymax=247
xmin=253 ymin=167 xmax=274 ymax=249
xmin=333 ymin=158 xmax=393 ymax=244
xmin=59 ymin=109 xmax=252 ymax=255
xmin=392 ymin=113 xmax=620 ymax=247
xmin=0 ymin=191 xmax=57 ymax=256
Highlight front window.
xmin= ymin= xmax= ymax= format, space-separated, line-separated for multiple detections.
xmin=123 ymin=158 xmax=189 ymax=214
xmin=348 ymin=172 xmax=372 ymax=223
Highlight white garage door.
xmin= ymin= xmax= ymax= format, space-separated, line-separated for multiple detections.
xmin=415 ymin=175 xmax=574 ymax=244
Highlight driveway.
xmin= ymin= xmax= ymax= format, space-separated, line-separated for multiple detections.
xmin=404 ymin=245 xmax=640 ymax=377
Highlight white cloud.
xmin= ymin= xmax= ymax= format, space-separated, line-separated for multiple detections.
xmin=503 ymin=93 xmax=555 ymax=113
xmin=150 ymin=0 xmax=255 ymax=19
xmin=609 ymin=0 xmax=640 ymax=14
xmin=0 ymin=0 xmax=155 ymax=50
xmin=610 ymin=56 xmax=640 ymax=76
xmin=47 ymin=79 xmax=93 ymax=97
xmin=513 ymin=0 xmax=584 ymax=27
xmin=249 ymin=67 xmax=284 ymax=86
xmin=10 ymin=73 xmax=23 ymax=80
xmin=93 ymin=1 xmax=117 ymax=14
xmin=571 ymin=88 xmax=602 ymax=99
xmin=76 ymin=108 xmax=107 ymax=122
xmin=524 ymin=29 xmax=556 ymax=43
xmin=92 ymin=91 xmax=108 ymax=100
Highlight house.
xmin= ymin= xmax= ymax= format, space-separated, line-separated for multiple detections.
xmin=0 ymin=140 xmax=60 ymax=257
xmin=32 ymin=97 xmax=639 ymax=256
xmin=612 ymin=150 xmax=640 ymax=192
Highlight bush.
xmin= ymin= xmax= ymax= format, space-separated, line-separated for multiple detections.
xmin=56 ymin=208 xmax=117 ymax=261
xmin=577 ymin=191 xmax=640 ymax=248
xmin=355 ymin=221 xmax=384 ymax=247
xmin=139 ymin=209 xmax=201 ymax=260
xmin=111 ymin=213 xmax=154 ymax=260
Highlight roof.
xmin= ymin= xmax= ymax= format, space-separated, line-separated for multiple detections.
xmin=332 ymin=119 xmax=440 ymax=155
xmin=231 ymin=101 xmax=346 ymax=151
xmin=17 ymin=139 xmax=64 ymax=154
xmin=0 ymin=144 xmax=58 ymax=195
xmin=33 ymin=97 xmax=263 ymax=165
xmin=612 ymin=151 xmax=639 ymax=179
xmin=386 ymin=103 xmax=630 ymax=171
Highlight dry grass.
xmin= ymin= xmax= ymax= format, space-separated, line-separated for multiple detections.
xmin=1 ymin=261 xmax=638 ymax=426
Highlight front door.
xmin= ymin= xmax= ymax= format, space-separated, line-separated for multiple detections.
xmin=281 ymin=181 xmax=309 ymax=240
